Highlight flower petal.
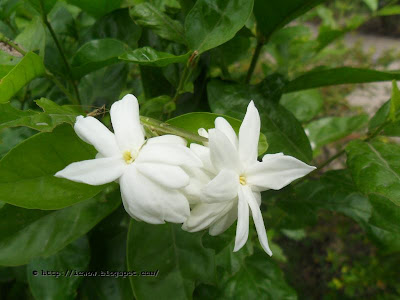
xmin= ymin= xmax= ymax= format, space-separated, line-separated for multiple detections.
xmin=55 ymin=156 xmax=126 ymax=185
xmin=215 ymin=117 xmax=238 ymax=149
xmin=146 ymin=135 xmax=187 ymax=146
xmin=135 ymin=162 xmax=189 ymax=189
xmin=233 ymin=187 xmax=249 ymax=252
xmin=182 ymin=202 xmax=233 ymax=232
xmin=242 ymin=185 xmax=272 ymax=256
xmin=137 ymin=143 xmax=202 ymax=167
xmin=202 ymin=169 xmax=239 ymax=203
xmin=120 ymin=165 xmax=190 ymax=224
xmin=182 ymin=167 xmax=213 ymax=205
xmin=238 ymin=101 xmax=260 ymax=167
xmin=74 ymin=116 xmax=120 ymax=157
xmin=190 ymin=143 xmax=215 ymax=172
xmin=246 ymin=155 xmax=316 ymax=190
xmin=209 ymin=129 xmax=241 ymax=172
xmin=110 ymin=94 xmax=144 ymax=151
xmin=209 ymin=203 xmax=238 ymax=236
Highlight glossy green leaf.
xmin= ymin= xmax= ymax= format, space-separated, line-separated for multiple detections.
xmin=14 ymin=17 xmax=46 ymax=57
xmin=390 ymin=81 xmax=400 ymax=122
xmin=207 ymin=79 xmax=312 ymax=162
xmin=369 ymin=100 xmax=400 ymax=137
xmin=0 ymin=51 xmax=21 ymax=78
xmin=0 ymin=98 xmax=79 ymax=132
xmin=346 ymin=140 xmax=400 ymax=206
xmin=305 ymin=115 xmax=368 ymax=150
xmin=71 ymin=39 xmax=128 ymax=79
xmin=167 ymin=112 xmax=268 ymax=156
xmin=119 ymin=47 xmax=190 ymax=67
xmin=184 ymin=0 xmax=253 ymax=53
xmin=0 ymin=52 xmax=45 ymax=103
xmin=127 ymin=221 xmax=215 ymax=300
xmin=254 ymin=0 xmax=326 ymax=39
xmin=294 ymin=170 xmax=400 ymax=252
xmin=284 ymin=67 xmax=400 ymax=93
xmin=0 ymin=127 xmax=35 ymax=158
xmin=222 ymin=249 xmax=297 ymax=299
xmin=130 ymin=3 xmax=185 ymax=44
xmin=0 ymin=194 xmax=120 ymax=266
xmin=27 ymin=236 xmax=90 ymax=300
xmin=0 ymin=124 xmax=107 ymax=209
xmin=280 ymin=89 xmax=323 ymax=122
xmin=140 ymin=95 xmax=173 ymax=119
xmin=67 ymin=0 xmax=123 ymax=18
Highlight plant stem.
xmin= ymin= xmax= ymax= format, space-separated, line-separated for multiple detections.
xmin=245 ymin=40 xmax=263 ymax=84
xmin=39 ymin=0 xmax=81 ymax=104
xmin=140 ymin=116 xmax=207 ymax=144
xmin=0 ymin=34 xmax=26 ymax=55
xmin=171 ymin=51 xmax=199 ymax=103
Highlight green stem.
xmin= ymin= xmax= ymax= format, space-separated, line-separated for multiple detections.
xmin=245 ymin=39 xmax=264 ymax=84
xmin=140 ymin=116 xmax=207 ymax=144
xmin=0 ymin=34 xmax=26 ymax=55
xmin=171 ymin=51 xmax=199 ymax=103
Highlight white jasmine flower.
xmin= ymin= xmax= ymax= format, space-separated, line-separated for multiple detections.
xmin=55 ymin=94 xmax=201 ymax=224
xmin=182 ymin=101 xmax=316 ymax=255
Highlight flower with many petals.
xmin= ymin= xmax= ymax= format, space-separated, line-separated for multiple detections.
xmin=182 ymin=101 xmax=316 ymax=255
xmin=55 ymin=94 xmax=201 ymax=224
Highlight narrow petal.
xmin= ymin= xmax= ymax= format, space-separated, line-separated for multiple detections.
xmin=135 ymin=162 xmax=189 ymax=189
xmin=233 ymin=188 xmax=249 ymax=252
xmin=209 ymin=129 xmax=241 ymax=173
xmin=246 ymin=155 xmax=316 ymax=190
xmin=238 ymin=101 xmax=260 ymax=167
xmin=215 ymin=117 xmax=238 ymax=149
xmin=137 ymin=143 xmax=202 ymax=167
xmin=182 ymin=202 xmax=233 ymax=232
xmin=110 ymin=94 xmax=144 ymax=151
xmin=209 ymin=203 xmax=238 ymax=236
xmin=55 ymin=156 xmax=125 ymax=185
xmin=74 ymin=116 xmax=120 ymax=157
xmin=202 ymin=169 xmax=239 ymax=203
xmin=198 ymin=128 xmax=209 ymax=139
xmin=242 ymin=185 xmax=272 ymax=256
xmin=190 ymin=143 xmax=215 ymax=172
xmin=146 ymin=135 xmax=187 ymax=146
xmin=120 ymin=165 xmax=190 ymax=224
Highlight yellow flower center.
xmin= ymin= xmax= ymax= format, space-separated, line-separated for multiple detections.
xmin=123 ymin=151 xmax=135 ymax=164
xmin=239 ymin=175 xmax=247 ymax=186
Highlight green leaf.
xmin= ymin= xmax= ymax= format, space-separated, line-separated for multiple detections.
xmin=184 ymin=0 xmax=253 ymax=53
xmin=0 ymin=51 xmax=21 ymax=79
xmin=390 ymin=81 xmax=400 ymax=122
xmin=130 ymin=3 xmax=185 ymax=44
xmin=363 ymin=0 xmax=378 ymax=11
xmin=0 ymin=98 xmax=79 ymax=132
xmin=140 ymin=95 xmax=173 ymax=119
xmin=67 ymin=0 xmax=123 ymax=18
xmin=126 ymin=221 xmax=215 ymax=300
xmin=167 ymin=112 xmax=268 ymax=156
xmin=346 ymin=140 xmax=400 ymax=206
xmin=207 ymin=79 xmax=312 ymax=162
xmin=119 ymin=47 xmax=190 ymax=67
xmin=0 ymin=127 xmax=35 ymax=159
xmin=0 ymin=52 xmax=45 ymax=103
xmin=369 ymin=100 xmax=400 ymax=137
xmin=284 ymin=67 xmax=400 ymax=93
xmin=27 ymin=236 xmax=90 ymax=300
xmin=0 ymin=124 xmax=107 ymax=209
xmin=14 ymin=17 xmax=46 ymax=57
xmin=71 ymin=39 xmax=128 ymax=79
xmin=376 ymin=5 xmax=400 ymax=16
xmin=0 ymin=194 xmax=120 ymax=266
xmin=27 ymin=0 xmax=57 ymax=14
xmin=221 ymin=249 xmax=297 ymax=299
xmin=280 ymin=89 xmax=323 ymax=122
xmin=254 ymin=0 xmax=326 ymax=39
xmin=305 ymin=115 xmax=368 ymax=150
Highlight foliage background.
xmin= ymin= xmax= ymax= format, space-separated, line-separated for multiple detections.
xmin=0 ymin=0 xmax=400 ymax=299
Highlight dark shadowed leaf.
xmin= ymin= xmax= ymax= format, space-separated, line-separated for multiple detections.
xmin=120 ymin=47 xmax=190 ymax=67
xmin=280 ymin=89 xmax=323 ymax=122
xmin=67 ymin=0 xmax=122 ymax=18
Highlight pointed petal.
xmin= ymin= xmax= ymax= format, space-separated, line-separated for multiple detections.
xmin=182 ymin=202 xmax=233 ymax=232
xmin=120 ymin=165 xmax=190 ymax=224
xmin=55 ymin=156 xmax=125 ymax=185
xmin=190 ymin=143 xmax=215 ymax=172
xmin=242 ymin=185 xmax=272 ymax=256
xmin=202 ymin=169 xmax=239 ymax=203
xmin=198 ymin=128 xmax=209 ymax=139
xmin=110 ymin=94 xmax=144 ymax=151
xmin=246 ymin=155 xmax=316 ymax=190
xmin=209 ymin=203 xmax=238 ymax=236
xmin=215 ymin=117 xmax=238 ymax=149
xmin=74 ymin=116 xmax=120 ymax=157
xmin=262 ymin=153 xmax=284 ymax=161
xmin=137 ymin=143 xmax=202 ymax=167
xmin=146 ymin=135 xmax=187 ymax=146
xmin=233 ymin=187 xmax=249 ymax=252
xmin=135 ymin=162 xmax=189 ymax=189
xmin=239 ymin=101 xmax=260 ymax=166
xmin=209 ymin=129 xmax=241 ymax=172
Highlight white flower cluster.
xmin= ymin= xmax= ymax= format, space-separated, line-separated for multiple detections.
xmin=55 ymin=94 xmax=315 ymax=255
